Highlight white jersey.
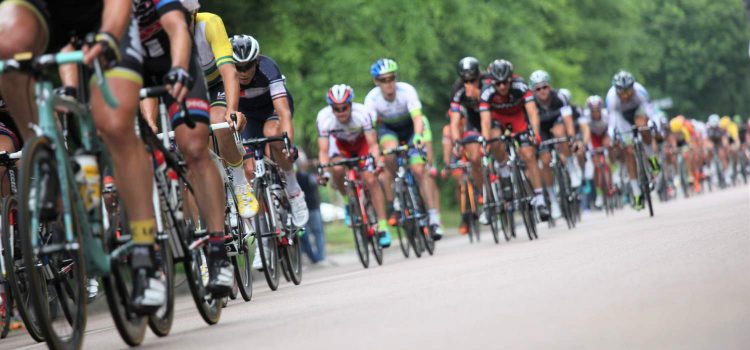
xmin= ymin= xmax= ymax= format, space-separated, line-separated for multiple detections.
xmin=691 ymin=119 xmax=708 ymax=139
xmin=605 ymin=82 xmax=658 ymax=140
xmin=316 ymin=103 xmax=374 ymax=144
xmin=364 ymin=82 xmax=422 ymax=127
xmin=580 ymin=108 xmax=609 ymax=136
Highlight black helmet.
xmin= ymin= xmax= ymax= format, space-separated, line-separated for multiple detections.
xmin=612 ymin=70 xmax=635 ymax=90
xmin=457 ymin=56 xmax=480 ymax=81
xmin=488 ymin=59 xmax=513 ymax=82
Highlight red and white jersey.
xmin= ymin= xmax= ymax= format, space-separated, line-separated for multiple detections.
xmin=316 ymin=102 xmax=374 ymax=144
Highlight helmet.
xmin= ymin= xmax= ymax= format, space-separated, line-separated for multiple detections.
xmin=326 ymin=84 xmax=354 ymax=105
xmin=733 ymin=114 xmax=743 ymax=125
xmin=707 ymin=114 xmax=720 ymax=127
xmin=181 ymin=0 xmax=200 ymax=12
xmin=719 ymin=116 xmax=732 ymax=129
xmin=586 ymin=95 xmax=603 ymax=110
xmin=670 ymin=115 xmax=685 ymax=133
xmin=612 ymin=70 xmax=635 ymax=90
xmin=488 ymin=59 xmax=513 ymax=82
xmin=528 ymin=70 xmax=551 ymax=88
xmin=558 ymin=88 xmax=572 ymax=104
xmin=230 ymin=35 xmax=260 ymax=63
xmin=370 ymin=58 xmax=398 ymax=78
xmin=457 ymin=56 xmax=480 ymax=81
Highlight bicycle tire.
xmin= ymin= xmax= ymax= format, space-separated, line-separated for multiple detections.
xmin=411 ymin=184 xmax=434 ymax=256
xmin=19 ymin=136 xmax=87 ymax=350
xmin=348 ymin=192 xmax=369 ymax=268
xmin=254 ymin=184 xmax=280 ymax=291
xmin=391 ymin=181 xmax=411 ymax=258
xmin=102 ymin=203 xmax=147 ymax=346
xmin=514 ymin=166 xmax=537 ymax=240
xmin=558 ymin=167 xmax=575 ymax=229
xmin=281 ymin=230 xmax=303 ymax=285
xmin=363 ymin=193 xmax=383 ymax=265
xmin=467 ymin=180 xmax=484 ymax=243
xmin=225 ymin=185 xmax=252 ymax=301
xmin=636 ymin=146 xmax=654 ymax=217
xmin=401 ymin=189 xmax=423 ymax=258
xmin=147 ymin=223 xmax=176 ymax=336
xmin=0 ymin=281 xmax=8 ymax=338
xmin=1 ymin=196 xmax=45 ymax=342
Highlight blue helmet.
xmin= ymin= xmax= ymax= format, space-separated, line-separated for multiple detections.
xmin=370 ymin=58 xmax=399 ymax=78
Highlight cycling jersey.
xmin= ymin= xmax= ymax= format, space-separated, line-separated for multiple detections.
xmin=707 ymin=126 xmax=726 ymax=143
xmin=478 ymin=75 xmax=534 ymax=134
xmin=225 ymin=55 xmax=289 ymax=119
xmin=580 ymin=108 xmax=609 ymax=137
xmin=194 ymin=12 xmax=233 ymax=88
xmin=449 ymin=75 xmax=492 ymax=131
xmin=365 ymin=82 xmax=423 ymax=127
xmin=317 ymin=103 xmax=374 ymax=158
xmin=0 ymin=97 xmax=21 ymax=150
xmin=533 ymin=89 xmax=572 ymax=142
xmin=134 ymin=0 xmax=210 ymax=128
xmin=605 ymin=82 xmax=657 ymax=141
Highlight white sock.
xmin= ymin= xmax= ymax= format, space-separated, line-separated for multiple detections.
xmin=428 ymin=209 xmax=439 ymax=225
xmin=230 ymin=164 xmax=248 ymax=186
xmin=284 ymin=169 xmax=301 ymax=196
xmin=644 ymin=146 xmax=655 ymax=158
xmin=546 ymin=186 xmax=556 ymax=199
xmin=630 ymin=179 xmax=642 ymax=196
xmin=499 ymin=163 xmax=511 ymax=177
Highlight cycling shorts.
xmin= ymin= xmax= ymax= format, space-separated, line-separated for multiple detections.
xmin=329 ymin=135 xmax=369 ymax=159
xmin=0 ymin=111 xmax=22 ymax=150
xmin=491 ymin=119 xmax=533 ymax=148
xmin=590 ymin=133 xmax=606 ymax=150
xmin=539 ymin=117 xmax=563 ymax=142
xmin=378 ymin=121 xmax=425 ymax=165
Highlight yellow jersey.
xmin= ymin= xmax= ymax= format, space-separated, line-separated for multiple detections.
xmin=194 ymin=12 xmax=234 ymax=87
xmin=719 ymin=116 xmax=739 ymax=141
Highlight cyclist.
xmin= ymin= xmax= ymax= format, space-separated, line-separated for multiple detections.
xmin=706 ymin=114 xmax=730 ymax=185
xmin=227 ymin=35 xmax=308 ymax=228
xmin=132 ymin=0 xmax=235 ymax=297
xmin=528 ymin=70 xmax=580 ymax=219
xmin=720 ymin=115 xmax=741 ymax=180
xmin=605 ymin=70 xmax=659 ymax=210
xmin=365 ymin=58 xmax=444 ymax=239
xmin=580 ymin=95 xmax=611 ymax=208
xmin=182 ymin=0 xmax=257 ymax=219
xmin=442 ymin=108 xmax=472 ymax=234
xmin=0 ymin=0 xmax=169 ymax=312
xmin=479 ymin=59 xmax=550 ymax=220
xmin=449 ymin=56 xmax=489 ymax=223
xmin=0 ymin=96 xmax=22 ymax=196
xmin=316 ymin=84 xmax=392 ymax=247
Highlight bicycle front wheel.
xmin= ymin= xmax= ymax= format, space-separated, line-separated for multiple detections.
xmin=226 ymin=186 xmax=252 ymax=301
xmin=19 ymin=135 xmax=87 ymax=350
xmin=1 ymin=196 xmax=45 ymax=342
xmin=348 ymin=193 xmax=369 ymax=268
xmin=254 ymin=184 xmax=280 ymax=291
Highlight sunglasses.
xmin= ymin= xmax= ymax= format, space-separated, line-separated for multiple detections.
xmin=534 ymin=85 xmax=550 ymax=92
xmin=616 ymin=87 xmax=634 ymax=96
xmin=494 ymin=79 xmax=511 ymax=87
xmin=332 ymin=104 xmax=351 ymax=113
xmin=377 ymin=75 xmax=396 ymax=84
xmin=236 ymin=60 xmax=257 ymax=72
xmin=463 ymin=78 xmax=479 ymax=84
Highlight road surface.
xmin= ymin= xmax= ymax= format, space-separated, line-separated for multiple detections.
xmin=3 ymin=185 xmax=749 ymax=350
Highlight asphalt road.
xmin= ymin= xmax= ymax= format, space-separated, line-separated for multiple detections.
xmin=3 ymin=185 xmax=749 ymax=350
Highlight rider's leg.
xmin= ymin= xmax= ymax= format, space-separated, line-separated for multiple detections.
xmin=520 ymin=145 xmax=545 ymax=202
xmin=380 ymin=137 xmax=399 ymax=224
xmin=624 ymin=146 xmax=641 ymax=200
xmin=465 ymin=142 xmax=483 ymax=189
xmin=0 ymin=2 xmax=47 ymax=141
xmin=0 ymin=134 xmax=16 ymax=196
xmin=262 ymin=118 xmax=308 ymax=226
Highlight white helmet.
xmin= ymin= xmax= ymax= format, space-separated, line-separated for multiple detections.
xmin=230 ymin=35 xmax=260 ymax=63
xmin=181 ymin=0 xmax=200 ymax=12
xmin=707 ymin=114 xmax=720 ymax=127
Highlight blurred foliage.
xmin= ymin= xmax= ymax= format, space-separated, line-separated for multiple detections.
xmin=202 ymin=0 xmax=750 ymax=208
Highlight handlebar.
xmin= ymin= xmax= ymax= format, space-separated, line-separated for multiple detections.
xmin=318 ymin=155 xmax=374 ymax=169
xmin=539 ymin=137 xmax=570 ymax=148
xmin=242 ymin=131 xmax=293 ymax=158
xmin=0 ymin=50 xmax=118 ymax=108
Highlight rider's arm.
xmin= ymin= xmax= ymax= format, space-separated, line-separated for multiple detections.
xmin=449 ymin=110 xmax=463 ymax=143
xmin=560 ymin=105 xmax=575 ymax=138
xmin=100 ymin=0 xmax=133 ymax=38
xmin=160 ymin=10 xmax=191 ymax=70
xmin=205 ymin=14 xmax=241 ymax=124
xmin=141 ymin=97 xmax=160 ymax=131
xmin=525 ymin=100 xmax=541 ymax=137
xmin=404 ymin=83 xmax=425 ymax=136
xmin=273 ymin=96 xmax=293 ymax=141
xmin=318 ymin=136 xmax=331 ymax=166
xmin=365 ymin=129 xmax=380 ymax=160
xmin=442 ymin=126 xmax=453 ymax=165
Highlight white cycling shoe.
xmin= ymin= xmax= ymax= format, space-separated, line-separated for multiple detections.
xmin=289 ymin=192 xmax=309 ymax=227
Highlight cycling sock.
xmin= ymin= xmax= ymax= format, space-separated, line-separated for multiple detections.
xmin=283 ymin=169 xmax=302 ymax=196
xmin=546 ymin=186 xmax=556 ymax=199
xmin=630 ymin=179 xmax=642 ymax=196
xmin=534 ymin=189 xmax=544 ymax=203
xmin=644 ymin=145 xmax=655 ymax=158
xmin=230 ymin=163 xmax=248 ymax=186
xmin=378 ymin=219 xmax=389 ymax=232
xmin=428 ymin=209 xmax=439 ymax=225
xmin=208 ymin=232 xmax=227 ymax=257
xmin=130 ymin=218 xmax=156 ymax=245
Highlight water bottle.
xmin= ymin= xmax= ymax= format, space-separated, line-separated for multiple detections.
xmin=167 ymin=169 xmax=182 ymax=219
xmin=74 ymin=153 xmax=100 ymax=211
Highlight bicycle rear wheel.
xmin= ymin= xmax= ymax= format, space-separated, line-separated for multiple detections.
xmin=1 ymin=196 xmax=45 ymax=342
xmin=102 ymin=203 xmax=148 ymax=346
xmin=348 ymin=193 xmax=369 ymax=268
xmin=254 ymin=185 xmax=280 ymax=291
xmin=19 ymin=136 xmax=87 ymax=350
xmin=363 ymin=193 xmax=383 ymax=266
xmin=226 ymin=186 xmax=252 ymax=301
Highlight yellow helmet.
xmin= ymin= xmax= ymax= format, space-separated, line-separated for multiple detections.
xmin=719 ymin=116 xmax=732 ymax=129
xmin=670 ymin=115 xmax=685 ymax=133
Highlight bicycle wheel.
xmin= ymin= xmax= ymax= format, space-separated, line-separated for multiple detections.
xmin=147 ymin=237 xmax=175 ymax=336
xmin=411 ymin=184 xmax=433 ymax=256
xmin=348 ymin=192 xmax=369 ymax=268
xmin=483 ymin=180 xmax=499 ymax=242
xmin=1 ymin=196 xmax=45 ymax=342
xmin=254 ymin=185 xmax=280 ymax=291
xmin=226 ymin=186 xmax=252 ymax=301
xmin=363 ymin=192 xmax=383 ymax=266
xmin=102 ymin=204 xmax=148 ymax=346
xmin=636 ymin=149 xmax=654 ymax=217
xmin=19 ymin=136 xmax=87 ymax=350
xmin=392 ymin=182 xmax=410 ymax=258
xmin=401 ymin=190 xmax=423 ymax=258
xmin=467 ymin=181 xmax=483 ymax=243
xmin=281 ymin=209 xmax=303 ymax=286
xmin=516 ymin=170 xmax=537 ymax=240
xmin=557 ymin=167 xmax=574 ymax=229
